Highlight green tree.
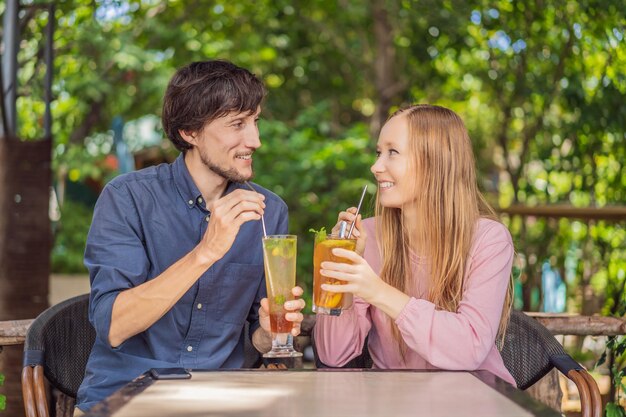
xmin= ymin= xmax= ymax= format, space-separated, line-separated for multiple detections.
xmin=0 ymin=371 xmax=5 ymax=410
xmin=9 ymin=0 xmax=623 ymax=314
xmin=11 ymin=0 xmax=621 ymax=312
xmin=425 ymin=0 xmax=626 ymax=312
xmin=2 ymin=1 xmax=624 ymax=414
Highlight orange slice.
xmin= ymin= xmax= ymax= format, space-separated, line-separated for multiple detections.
xmin=320 ymin=291 xmax=342 ymax=308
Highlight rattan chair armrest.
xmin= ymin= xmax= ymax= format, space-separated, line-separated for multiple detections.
xmin=568 ymin=369 xmax=591 ymax=417
xmin=579 ymin=369 xmax=602 ymax=417
xmin=22 ymin=366 xmax=38 ymax=417
xmin=33 ymin=365 xmax=50 ymax=417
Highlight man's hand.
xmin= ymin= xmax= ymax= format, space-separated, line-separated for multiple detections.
xmin=259 ymin=286 xmax=305 ymax=336
xmin=109 ymin=189 xmax=264 ymax=347
xmin=253 ymin=287 xmax=305 ymax=353
xmin=260 ymin=363 xmax=288 ymax=369
xmin=194 ymin=189 xmax=265 ymax=265
xmin=256 ymin=285 xmax=305 ymax=341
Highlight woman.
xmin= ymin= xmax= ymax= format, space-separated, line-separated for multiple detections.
xmin=314 ymin=104 xmax=515 ymax=385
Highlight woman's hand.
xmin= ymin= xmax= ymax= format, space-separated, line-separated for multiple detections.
xmin=331 ymin=207 xmax=366 ymax=255
xmin=320 ymin=249 xmax=384 ymax=304
xmin=321 ymin=249 xmax=411 ymax=320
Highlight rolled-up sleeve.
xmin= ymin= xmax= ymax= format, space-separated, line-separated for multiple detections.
xmin=85 ymin=183 xmax=150 ymax=347
xmin=395 ymin=224 xmax=514 ymax=370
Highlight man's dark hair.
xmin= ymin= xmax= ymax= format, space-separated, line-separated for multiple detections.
xmin=162 ymin=60 xmax=266 ymax=152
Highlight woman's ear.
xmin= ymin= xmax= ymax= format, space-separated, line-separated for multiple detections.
xmin=179 ymin=130 xmax=197 ymax=146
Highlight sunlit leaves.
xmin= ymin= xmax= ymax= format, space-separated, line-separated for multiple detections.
xmin=252 ymin=108 xmax=375 ymax=304
xmin=10 ymin=0 xmax=623 ymax=334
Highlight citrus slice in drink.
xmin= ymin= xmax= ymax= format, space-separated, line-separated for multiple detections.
xmin=320 ymin=291 xmax=342 ymax=308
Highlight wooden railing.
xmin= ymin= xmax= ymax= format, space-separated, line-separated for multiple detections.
xmin=497 ymin=204 xmax=626 ymax=221
xmin=0 ymin=318 xmax=33 ymax=349
xmin=524 ymin=313 xmax=626 ymax=336
xmin=2 ymin=313 xmax=625 ymax=350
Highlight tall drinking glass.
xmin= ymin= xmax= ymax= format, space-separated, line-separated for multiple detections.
xmin=262 ymin=235 xmax=302 ymax=358
xmin=312 ymin=234 xmax=357 ymax=316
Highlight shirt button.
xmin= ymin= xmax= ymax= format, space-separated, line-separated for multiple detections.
xmin=188 ymin=199 xmax=193 ymax=205
xmin=198 ymin=197 xmax=204 ymax=204
xmin=205 ymin=215 xmax=210 ymax=222
xmin=187 ymin=345 xmax=193 ymax=352
xmin=197 ymin=303 xmax=202 ymax=309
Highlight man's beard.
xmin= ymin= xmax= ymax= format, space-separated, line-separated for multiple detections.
xmin=199 ymin=148 xmax=253 ymax=183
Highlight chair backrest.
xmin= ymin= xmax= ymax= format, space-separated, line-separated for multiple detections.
xmin=312 ymin=310 xmax=571 ymax=384
xmin=23 ymin=294 xmax=95 ymax=398
xmin=243 ymin=321 xmax=262 ymax=368
xmin=501 ymin=311 xmax=602 ymax=417
xmin=23 ymin=294 xmax=261 ymax=384
xmin=311 ymin=311 xmax=600 ymax=417
xmin=312 ymin=333 xmax=373 ymax=369
xmin=500 ymin=310 xmax=572 ymax=390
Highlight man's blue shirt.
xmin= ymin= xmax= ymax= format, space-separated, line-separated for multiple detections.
xmin=76 ymin=154 xmax=288 ymax=410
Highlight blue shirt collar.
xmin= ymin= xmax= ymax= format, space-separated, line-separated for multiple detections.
xmin=172 ymin=153 xmax=244 ymax=210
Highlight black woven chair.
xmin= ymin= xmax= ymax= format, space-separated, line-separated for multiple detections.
xmin=312 ymin=311 xmax=601 ymax=417
xmin=243 ymin=320 xmax=262 ymax=368
xmin=22 ymin=294 xmax=95 ymax=417
xmin=500 ymin=310 xmax=601 ymax=417
xmin=21 ymin=294 xmax=264 ymax=416
xmin=312 ymin=334 xmax=373 ymax=369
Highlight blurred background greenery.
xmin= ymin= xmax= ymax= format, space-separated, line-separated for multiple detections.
xmin=11 ymin=0 xmax=624 ymax=301
xmin=3 ymin=0 xmax=625 ymax=408
xmin=12 ymin=0 xmax=621 ymax=314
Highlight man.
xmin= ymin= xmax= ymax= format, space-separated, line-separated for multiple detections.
xmin=76 ymin=60 xmax=305 ymax=411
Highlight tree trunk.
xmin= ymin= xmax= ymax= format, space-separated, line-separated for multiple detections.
xmin=0 ymin=136 xmax=51 ymax=417
xmin=371 ymin=0 xmax=397 ymax=138
xmin=520 ymin=219 xmax=533 ymax=310
xmin=580 ymin=220 xmax=600 ymax=317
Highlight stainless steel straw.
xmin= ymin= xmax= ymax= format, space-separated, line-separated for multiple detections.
xmin=338 ymin=221 xmax=348 ymax=238
xmin=347 ymin=185 xmax=368 ymax=238
xmin=244 ymin=181 xmax=267 ymax=237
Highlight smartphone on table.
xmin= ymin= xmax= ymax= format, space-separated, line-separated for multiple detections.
xmin=149 ymin=368 xmax=192 ymax=380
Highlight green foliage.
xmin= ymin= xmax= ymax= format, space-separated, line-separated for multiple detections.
xmin=51 ymin=199 xmax=93 ymax=274
xmin=606 ymin=403 xmax=626 ymax=417
xmin=9 ymin=0 xmax=624 ymax=320
xmin=597 ymin=293 xmax=626 ymax=415
xmin=0 ymin=372 xmax=5 ymax=411
xmin=54 ymin=140 xmax=120 ymax=186
xmin=255 ymin=112 xmax=375 ymax=310
xmin=309 ymin=227 xmax=328 ymax=245
xmin=440 ymin=0 xmax=626 ymax=313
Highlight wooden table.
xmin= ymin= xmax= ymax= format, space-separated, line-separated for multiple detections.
xmin=83 ymin=369 xmax=560 ymax=417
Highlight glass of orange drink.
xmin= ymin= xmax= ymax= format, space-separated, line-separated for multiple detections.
xmin=312 ymin=233 xmax=357 ymax=316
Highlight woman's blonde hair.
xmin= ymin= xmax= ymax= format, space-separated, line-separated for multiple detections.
xmin=375 ymin=104 xmax=513 ymax=357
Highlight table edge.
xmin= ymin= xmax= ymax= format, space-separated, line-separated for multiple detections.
xmin=83 ymin=368 xmax=562 ymax=417
xmin=471 ymin=370 xmax=561 ymax=417
xmin=83 ymin=373 xmax=155 ymax=417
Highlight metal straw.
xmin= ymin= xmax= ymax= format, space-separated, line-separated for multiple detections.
xmin=347 ymin=185 xmax=368 ymax=238
xmin=338 ymin=221 xmax=348 ymax=238
xmin=244 ymin=181 xmax=267 ymax=237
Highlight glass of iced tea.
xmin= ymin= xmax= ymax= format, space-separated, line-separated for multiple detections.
xmin=312 ymin=234 xmax=357 ymax=316
xmin=262 ymin=235 xmax=302 ymax=358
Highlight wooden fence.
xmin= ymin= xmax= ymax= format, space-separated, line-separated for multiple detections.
xmin=3 ymin=312 xmax=625 ymax=351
